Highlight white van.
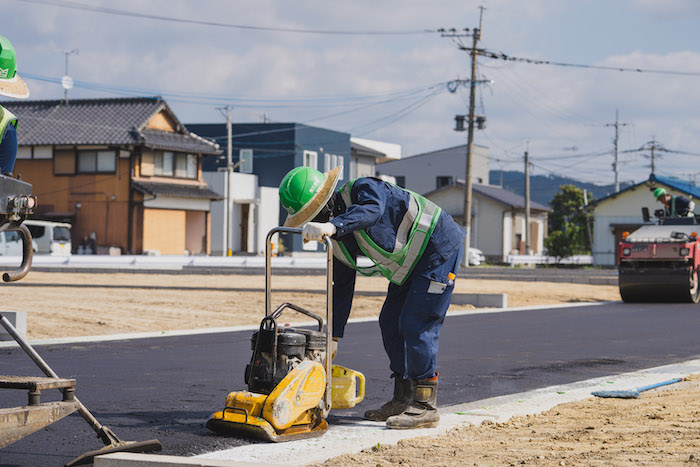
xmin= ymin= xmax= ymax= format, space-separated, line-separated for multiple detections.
xmin=0 ymin=228 xmax=37 ymax=256
xmin=23 ymin=220 xmax=72 ymax=256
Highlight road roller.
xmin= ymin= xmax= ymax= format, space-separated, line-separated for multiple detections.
xmin=619 ymin=208 xmax=700 ymax=303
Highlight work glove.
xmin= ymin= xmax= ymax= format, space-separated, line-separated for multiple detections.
xmin=302 ymin=222 xmax=336 ymax=242
xmin=331 ymin=338 xmax=338 ymax=361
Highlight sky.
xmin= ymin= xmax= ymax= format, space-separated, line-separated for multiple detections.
xmin=3 ymin=0 xmax=700 ymax=186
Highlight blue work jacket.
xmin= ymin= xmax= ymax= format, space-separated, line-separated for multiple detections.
xmin=328 ymin=177 xmax=466 ymax=337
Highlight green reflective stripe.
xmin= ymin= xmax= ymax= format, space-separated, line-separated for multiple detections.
xmin=390 ymin=208 xmax=438 ymax=284
xmin=0 ymin=106 xmax=17 ymax=141
xmin=332 ymin=238 xmax=384 ymax=276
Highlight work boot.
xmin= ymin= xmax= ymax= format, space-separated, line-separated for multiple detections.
xmin=386 ymin=375 xmax=439 ymax=429
xmin=363 ymin=375 xmax=412 ymax=421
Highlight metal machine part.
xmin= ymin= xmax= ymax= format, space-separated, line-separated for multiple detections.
xmin=618 ymin=211 xmax=700 ymax=303
xmin=0 ymin=174 xmax=36 ymax=281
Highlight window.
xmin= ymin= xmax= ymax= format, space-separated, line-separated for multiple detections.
xmin=303 ymin=150 xmax=318 ymax=169
xmin=324 ymin=153 xmax=331 ymax=172
xmin=26 ymin=225 xmax=45 ymax=239
xmin=239 ymin=149 xmax=253 ymax=174
xmin=77 ymin=150 xmax=116 ymax=173
xmin=162 ymin=152 xmax=174 ymax=176
xmin=154 ymin=151 xmax=198 ymax=179
xmin=3 ymin=230 xmax=20 ymax=242
xmin=187 ymin=154 xmax=197 ymax=178
xmin=174 ymin=153 xmax=188 ymax=178
xmin=53 ymin=226 xmax=71 ymax=242
xmin=54 ymin=149 xmax=76 ymax=175
xmin=436 ymin=176 xmax=454 ymax=189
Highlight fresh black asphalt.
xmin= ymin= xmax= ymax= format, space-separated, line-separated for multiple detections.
xmin=2 ymin=301 xmax=700 ymax=466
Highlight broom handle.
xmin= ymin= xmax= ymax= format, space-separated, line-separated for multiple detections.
xmin=0 ymin=315 xmax=111 ymax=439
xmin=636 ymin=378 xmax=682 ymax=393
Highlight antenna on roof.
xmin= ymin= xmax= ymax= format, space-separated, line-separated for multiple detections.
xmin=61 ymin=48 xmax=79 ymax=103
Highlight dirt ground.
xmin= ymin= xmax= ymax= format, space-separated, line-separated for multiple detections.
xmin=319 ymin=374 xmax=700 ymax=467
xmin=3 ymin=271 xmax=621 ymax=340
xmin=11 ymin=270 xmax=698 ymax=466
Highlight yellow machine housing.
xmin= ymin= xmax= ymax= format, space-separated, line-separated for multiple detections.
xmin=207 ymin=361 xmax=329 ymax=442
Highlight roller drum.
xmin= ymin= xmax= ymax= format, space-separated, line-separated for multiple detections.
xmin=619 ymin=265 xmax=700 ymax=303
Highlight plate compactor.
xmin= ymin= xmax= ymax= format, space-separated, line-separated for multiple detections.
xmin=207 ymin=227 xmax=365 ymax=442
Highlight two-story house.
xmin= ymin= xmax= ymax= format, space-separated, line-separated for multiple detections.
xmin=3 ymin=97 xmax=222 ymax=255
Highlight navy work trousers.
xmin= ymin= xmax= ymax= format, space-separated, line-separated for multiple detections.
xmin=378 ymin=245 xmax=463 ymax=381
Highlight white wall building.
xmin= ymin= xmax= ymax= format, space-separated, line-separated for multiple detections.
xmin=425 ymin=182 xmax=550 ymax=262
xmin=376 ymin=144 xmax=490 ymax=195
xmin=586 ymin=175 xmax=700 ymax=266
xmin=203 ymin=171 xmax=280 ymax=256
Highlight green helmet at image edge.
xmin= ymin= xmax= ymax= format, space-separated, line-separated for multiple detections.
xmin=279 ymin=166 xmax=325 ymax=215
xmin=654 ymin=187 xmax=667 ymax=200
xmin=0 ymin=35 xmax=19 ymax=80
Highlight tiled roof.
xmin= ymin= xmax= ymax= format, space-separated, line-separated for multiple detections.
xmin=425 ymin=181 xmax=551 ymax=212
xmin=586 ymin=174 xmax=700 ymax=209
xmin=132 ymin=180 xmax=223 ymax=200
xmin=1 ymin=96 xmax=219 ymax=154
xmin=140 ymin=128 xmax=220 ymax=154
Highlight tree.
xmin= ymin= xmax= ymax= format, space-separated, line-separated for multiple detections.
xmin=545 ymin=185 xmax=594 ymax=259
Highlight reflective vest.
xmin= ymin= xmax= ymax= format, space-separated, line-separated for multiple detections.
xmin=331 ymin=179 xmax=441 ymax=286
xmin=0 ymin=105 xmax=18 ymax=141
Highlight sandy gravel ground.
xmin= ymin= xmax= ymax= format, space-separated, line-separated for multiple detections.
xmin=318 ymin=375 xmax=700 ymax=467
xmin=2 ymin=271 xmax=621 ymax=340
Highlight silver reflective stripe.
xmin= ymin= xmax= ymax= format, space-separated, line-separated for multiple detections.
xmin=393 ymin=195 xmax=418 ymax=252
xmin=332 ymin=238 xmax=383 ymax=275
xmin=354 ymin=233 xmax=400 ymax=273
xmin=331 ymin=239 xmax=354 ymax=268
xmin=390 ymin=208 xmax=437 ymax=283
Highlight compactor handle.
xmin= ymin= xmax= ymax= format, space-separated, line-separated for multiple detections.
xmin=3 ymin=223 xmax=33 ymax=282
xmin=265 ymin=226 xmax=334 ymax=415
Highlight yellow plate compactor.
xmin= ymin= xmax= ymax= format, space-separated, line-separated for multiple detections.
xmin=207 ymin=227 xmax=365 ymax=442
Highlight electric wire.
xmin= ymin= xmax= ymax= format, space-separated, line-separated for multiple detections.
xmin=476 ymin=48 xmax=700 ymax=77
xmin=16 ymin=0 xmax=436 ymax=36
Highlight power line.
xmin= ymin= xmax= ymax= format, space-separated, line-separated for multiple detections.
xmin=22 ymin=72 xmax=445 ymax=108
xmin=476 ymin=49 xmax=700 ymax=77
xmin=17 ymin=0 xmax=436 ymax=36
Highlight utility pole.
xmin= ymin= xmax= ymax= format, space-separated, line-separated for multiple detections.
xmin=441 ymin=6 xmax=485 ymax=267
xmin=524 ymin=149 xmax=531 ymax=255
xmin=604 ymin=109 xmax=630 ymax=192
xmin=217 ymin=105 xmax=234 ymax=256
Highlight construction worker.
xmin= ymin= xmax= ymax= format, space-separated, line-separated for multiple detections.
xmin=0 ymin=35 xmax=29 ymax=175
xmin=279 ymin=166 xmax=465 ymax=429
xmin=654 ymin=187 xmax=695 ymax=217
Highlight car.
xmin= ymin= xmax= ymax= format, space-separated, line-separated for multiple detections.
xmin=23 ymin=220 xmax=72 ymax=256
xmin=468 ymin=247 xmax=485 ymax=266
xmin=0 ymin=229 xmax=38 ymax=256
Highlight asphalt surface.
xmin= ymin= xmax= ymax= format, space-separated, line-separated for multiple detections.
xmin=2 ymin=301 xmax=700 ymax=466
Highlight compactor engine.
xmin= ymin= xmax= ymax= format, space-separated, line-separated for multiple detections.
xmin=246 ymin=308 xmax=327 ymax=394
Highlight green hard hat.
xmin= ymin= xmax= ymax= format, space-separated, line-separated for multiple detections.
xmin=653 ymin=187 xmax=667 ymax=200
xmin=279 ymin=166 xmax=342 ymax=228
xmin=279 ymin=167 xmax=326 ymax=216
xmin=0 ymin=35 xmax=29 ymax=99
